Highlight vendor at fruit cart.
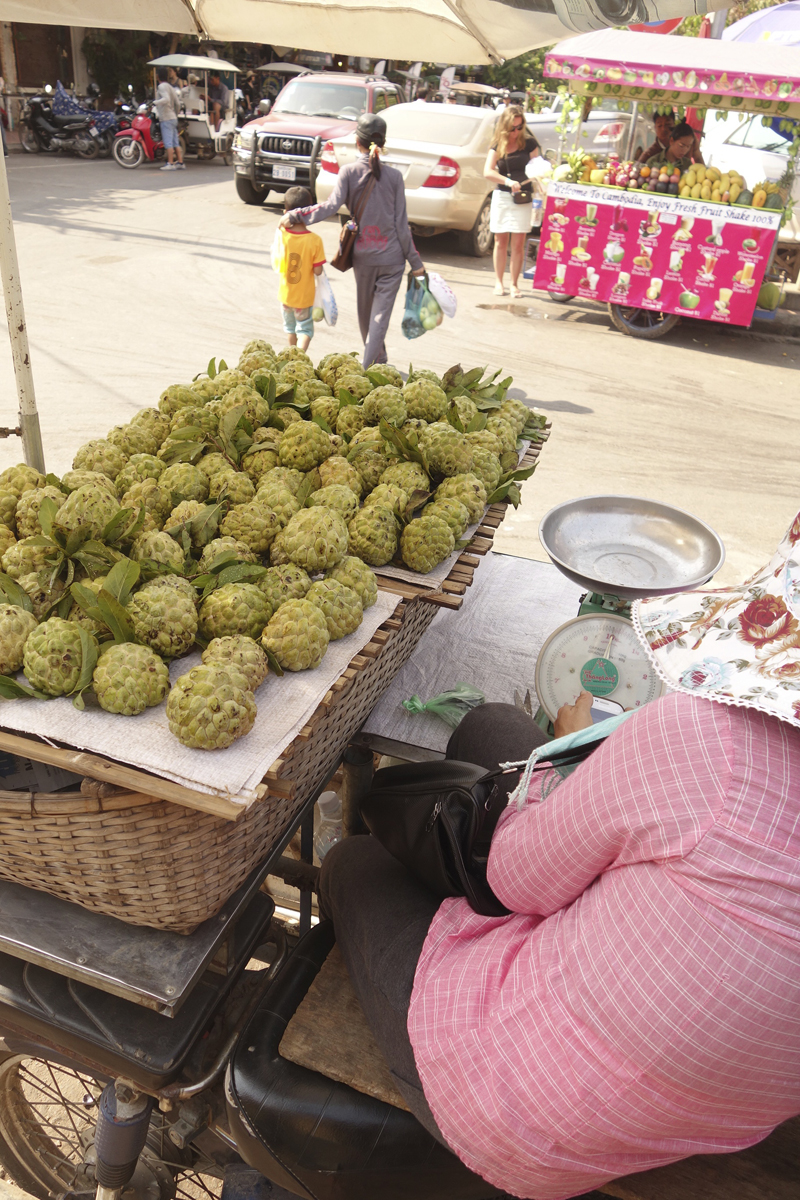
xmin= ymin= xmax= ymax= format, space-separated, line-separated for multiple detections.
xmin=645 ymin=121 xmax=704 ymax=174
xmin=639 ymin=112 xmax=704 ymax=168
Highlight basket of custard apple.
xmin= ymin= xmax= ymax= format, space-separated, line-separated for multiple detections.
xmin=0 ymin=343 xmax=544 ymax=753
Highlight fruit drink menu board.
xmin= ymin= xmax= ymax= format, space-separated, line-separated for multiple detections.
xmin=534 ymin=182 xmax=782 ymax=326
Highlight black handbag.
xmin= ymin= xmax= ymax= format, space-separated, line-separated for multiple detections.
xmin=360 ymin=743 xmax=604 ymax=918
xmin=512 ymin=180 xmax=533 ymax=206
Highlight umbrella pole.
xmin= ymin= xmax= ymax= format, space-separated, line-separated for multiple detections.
xmin=0 ymin=143 xmax=45 ymax=473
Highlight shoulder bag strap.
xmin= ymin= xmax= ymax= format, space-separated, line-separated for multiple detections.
xmin=352 ymin=173 xmax=377 ymax=228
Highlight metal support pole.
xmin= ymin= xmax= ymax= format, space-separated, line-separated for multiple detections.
xmin=340 ymin=745 xmax=373 ymax=838
xmin=0 ymin=139 xmax=45 ymax=472
xmin=299 ymin=807 xmax=314 ymax=934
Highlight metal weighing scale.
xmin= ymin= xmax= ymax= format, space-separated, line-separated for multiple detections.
xmin=534 ymin=496 xmax=726 ymax=728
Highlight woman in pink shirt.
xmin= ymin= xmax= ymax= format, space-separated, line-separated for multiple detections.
xmin=319 ymin=515 xmax=800 ymax=1199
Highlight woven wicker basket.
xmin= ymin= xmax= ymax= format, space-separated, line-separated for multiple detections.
xmin=0 ymin=595 xmax=438 ymax=934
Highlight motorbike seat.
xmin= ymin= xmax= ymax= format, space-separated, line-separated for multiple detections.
xmin=50 ymin=112 xmax=91 ymax=127
xmin=226 ymin=921 xmax=498 ymax=1200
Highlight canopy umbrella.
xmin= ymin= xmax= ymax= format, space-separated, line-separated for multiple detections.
xmin=148 ymin=53 xmax=241 ymax=71
xmin=723 ymin=0 xmax=800 ymax=45
xmin=0 ymin=0 xmax=730 ymax=469
xmin=256 ymin=62 xmax=312 ymax=73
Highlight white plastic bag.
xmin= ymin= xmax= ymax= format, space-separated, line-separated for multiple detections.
xmin=525 ymin=156 xmax=552 ymax=179
xmin=426 ymin=270 xmax=457 ymax=319
xmin=314 ymin=270 xmax=338 ymax=326
xmin=271 ymin=228 xmax=285 ymax=274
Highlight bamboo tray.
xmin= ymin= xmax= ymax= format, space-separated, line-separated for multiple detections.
xmin=0 ymin=432 xmax=548 ymax=932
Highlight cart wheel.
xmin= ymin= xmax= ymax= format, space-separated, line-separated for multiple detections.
xmin=548 ymin=292 xmax=574 ymax=304
xmin=608 ymin=303 xmax=680 ymax=339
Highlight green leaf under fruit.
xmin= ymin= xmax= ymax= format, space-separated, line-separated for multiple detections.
xmin=311 ymin=414 xmax=332 ymax=435
xmin=498 ymin=464 xmax=537 ymax=486
xmin=96 ymin=591 xmax=137 ymax=644
xmin=487 ymin=481 xmax=522 ymax=507
xmin=45 ymin=472 xmax=63 ymax=491
xmin=465 ymin=413 xmax=487 ymax=433
xmin=207 ymin=357 xmax=217 ymax=380
xmin=445 ymin=404 xmax=465 ymax=434
xmin=337 ymin=387 xmax=359 ymax=408
xmin=0 ymin=573 xmax=34 ymax=613
xmin=379 ymin=419 xmax=426 ymax=469
xmin=366 ymin=369 xmax=391 ymax=387
xmin=38 ymin=496 xmax=59 ymax=538
xmin=72 ymin=627 xmax=99 ymax=695
xmin=441 ymin=364 xmax=463 ymax=392
xmin=103 ymin=557 xmax=140 ymax=605
xmin=459 ymin=367 xmax=486 ymax=390
xmin=295 ymin=471 xmax=320 ymax=507
xmin=215 ymin=563 xmax=268 ymax=588
xmin=0 ymin=675 xmax=49 ymax=701
xmin=159 ymin=439 xmax=206 ymax=466
xmin=262 ymin=645 xmax=284 ymax=677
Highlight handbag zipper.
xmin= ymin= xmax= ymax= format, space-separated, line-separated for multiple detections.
xmin=425 ymin=800 xmax=442 ymax=833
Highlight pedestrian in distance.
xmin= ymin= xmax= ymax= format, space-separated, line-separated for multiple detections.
xmin=484 ymin=104 xmax=540 ymax=297
xmin=206 ymin=72 xmax=229 ymax=132
xmin=279 ymin=113 xmax=425 ymax=368
xmin=276 ymin=186 xmax=326 ymax=354
xmin=153 ymin=66 xmax=184 ymax=172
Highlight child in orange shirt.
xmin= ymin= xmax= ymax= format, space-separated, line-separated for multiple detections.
xmin=277 ymin=187 xmax=326 ymax=352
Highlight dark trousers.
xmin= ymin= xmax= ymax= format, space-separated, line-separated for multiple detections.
xmin=353 ymin=260 xmax=405 ymax=367
xmin=318 ymin=704 xmax=547 ymax=1140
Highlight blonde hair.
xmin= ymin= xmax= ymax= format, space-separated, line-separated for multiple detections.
xmin=493 ymin=105 xmax=529 ymax=159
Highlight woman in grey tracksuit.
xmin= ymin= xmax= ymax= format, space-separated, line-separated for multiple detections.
xmin=281 ymin=113 xmax=425 ymax=368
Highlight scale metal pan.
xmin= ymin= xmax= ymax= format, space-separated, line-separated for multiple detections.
xmin=539 ymin=495 xmax=725 ymax=600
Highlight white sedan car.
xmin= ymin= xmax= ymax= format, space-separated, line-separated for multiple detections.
xmin=314 ymin=102 xmax=500 ymax=256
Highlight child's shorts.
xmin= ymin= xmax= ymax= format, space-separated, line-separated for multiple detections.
xmin=282 ymin=306 xmax=314 ymax=339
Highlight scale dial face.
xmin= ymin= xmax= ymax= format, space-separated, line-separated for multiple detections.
xmin=535 ymin=614 xmax=665 ymax=722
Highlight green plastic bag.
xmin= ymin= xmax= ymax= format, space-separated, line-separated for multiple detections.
xmin=402 ymin=683 xmax=485 ymax=729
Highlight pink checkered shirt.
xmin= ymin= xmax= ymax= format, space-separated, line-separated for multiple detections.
xmin=407 ymin=693 xmax=800 ymax=1199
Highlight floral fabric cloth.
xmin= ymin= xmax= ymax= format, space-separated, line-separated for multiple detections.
xmin=632 ymin=509 xmax=800 ymax=729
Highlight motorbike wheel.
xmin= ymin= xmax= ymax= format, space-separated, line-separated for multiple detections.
xmin=19 ymin=123 xmax=40 ymax=153
xmin=76 ymin=137 xmax=101 ymax=160
xmin=113 ymin=135 xmax=145 ymax=169
xmin=0 ymin=1049 xmax=222 ymax=1200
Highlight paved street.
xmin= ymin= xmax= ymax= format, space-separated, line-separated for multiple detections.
xmin=1 ymin=154 xmax=798 ymax=585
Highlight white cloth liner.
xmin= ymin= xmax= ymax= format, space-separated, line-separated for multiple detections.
xmin=0 ymin=591 xmax=399 ymax=808
xmin=363 ymin=554 xmax=584 ymax=754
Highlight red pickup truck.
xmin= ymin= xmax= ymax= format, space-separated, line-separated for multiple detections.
xmin=232 ymin=72 xmax=405 ymax=205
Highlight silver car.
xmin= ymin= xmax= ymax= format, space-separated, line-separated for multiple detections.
xmin=314 ymin=102 xmax=499 ymax=256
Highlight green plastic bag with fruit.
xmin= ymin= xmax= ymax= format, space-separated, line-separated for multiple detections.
xmin=401 ymin=271 xmax=443 ymax=340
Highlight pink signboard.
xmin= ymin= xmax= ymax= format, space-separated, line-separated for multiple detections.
xmin=533 ymin=182 xmax=782 ymax=326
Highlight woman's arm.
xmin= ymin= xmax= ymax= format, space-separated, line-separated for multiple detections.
xmin=393 ymin=174 xmax=424 ymax=272
xmin=484 ymin=147 xmax=520 ymax=193
xmin=487 ymin=693 xmax=730 ymax=917
xmin=281 ymin=169 xmax=351 ymax=229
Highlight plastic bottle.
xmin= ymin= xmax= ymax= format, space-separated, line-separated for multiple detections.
xmin=313 ymin=790 xmax=342 ymax=861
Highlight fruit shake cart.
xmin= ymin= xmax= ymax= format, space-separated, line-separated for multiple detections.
xmin=533 ymin=30 xmax=800 ymax=338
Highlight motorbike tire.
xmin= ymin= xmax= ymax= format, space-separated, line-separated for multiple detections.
xmin=19 ymin=123 xmax=40 ymax=153
xmin=76 ymin=137 xmax=101 ymax=160
xmin=112 ymin=135 xmax=144 ymax=169
xmin=0 ymin=1048 xmax=223 ymax=1200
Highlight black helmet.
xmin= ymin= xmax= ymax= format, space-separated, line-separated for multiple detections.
xmin=86 ymin=82 xmax=100 ymax=97
xmin=356 ymin=112 xmax=386 ymax=148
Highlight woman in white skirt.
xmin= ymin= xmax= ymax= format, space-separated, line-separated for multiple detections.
xmin=484 ymin=106 xmax=540 ymax=297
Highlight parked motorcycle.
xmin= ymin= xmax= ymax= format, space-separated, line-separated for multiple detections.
xmin=19 ymin=91 xmax=101 ymax=158
xmin=52 ymin=80 xmax=118 ymax=157
xmin=112 ymin=104 xmax=185 ymax=169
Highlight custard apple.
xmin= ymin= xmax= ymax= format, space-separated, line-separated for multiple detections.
xmin=128 ymin=587 xmax=197 ymax=659
xmin=325 ymin=556 xmax=377 ymax=609
xmin=262 ymin=599 xmax=329 ymax=672
xmin=257 ymin=563 xmax=312 ymax=610
xmin=159 ymin=463 xmax=211 ymax=507
xmin=465 ymin=429 xmax=503 ymax=458
xmin=270 ymin=408 xmax=304 ymax=431
xmin=209 ymin=384 xmax=268 ymax=428
xmin=0 ymin=527 xmax=16 ymax=559
xmin=498 ymin=398 xmax=530 ymax=436
xmin=61 ymin=470 xmax=118 ymax=495
xmin=469 ymin=448 xmax=503 ymax=495
xmin=120 ymin=478 xmax=173 ymax=528
xmin=202 ymin=635 xmax=269 ymax=690
xmin=198 ymin=537 xmax=258 ymax=572
xmin=108 ymin=424 xmax=158 ymax=459
xmin=260 ymin=467 xmax=305 ymax=497
xmin=424 ymin=432 xmax=474 ymax=479
xmin=453 ymin=396 xmax=479 ymax=427
xmin=484 ymin=414 xmax=517 ymax=457
xmin=56 ymin=484 xmax=121 ymax=539
xmin=435 ymin=474 xmax=487 ymax=524
xmin=72 ymin=440 xmax=128 ymax=481
xmin=17 ymin=573 xmax=67 ymax=621
xmin=130 ymin=530 xmax=186 ymax=573
xmin=347 ymin=442 xmax=389 ymax=492
xmin=306 ymin=578 xmax=363 ymax=640
xmin=0 ymin=488 xmax=18 ymax=531
xmin=269 ymin=529 xmax=290 ymax=566
xmin=363 ymin=483 xmax=409 ymax=518
xmin=115 ymin=455 xmax=165 ymax=497
xmin=15 ymin=486 xmax=66 ymax=538
xmin=168 ymin=404 xmax=218 ymax=436
xmin=167 ymin=664 xmax=256 ymax=750
xmin=371 ymin=364 xmax=404 ymax=388
xmin=214 ymin=472 xmax=256 ymax=507
xmin=401 ymin=516 xmax=455 ymax=574
xmin=277 ymin=346 xmax=313 ymax=367
xmin=159 ymin=384 xmax=197 ymax=415
xmin=403 ymin=380 xmax=448 ymax=422
xmin=281 ymin=509 xmax=348 ymax=572
xmin=318 ymin=456 xmax=363 ymax=497
xmin=220 ymin=502 xmax=280 ymax=555
xmin=278 ymin=422 xmax=332 ymax=472
xmin=0 ymin=604 xmax=38 ymax=674
xmin=336 ymin=405 xmax=367 ymax=440
xmin=306 ymin=485 xmax=359 ymax=523
xmin=0 ymin=464 xmax=46 ymax=498
xmin=2 ymin=536 xmax=53 ymax=581
xmin=93 ymin=642 xmax=170 ymax=716
xmin=138 ymin=575 xmax=198 ymax=607
xmin=199 ymin=582 xmax=272 ymax=641
xmin=254 ymin=484 xmax=300 ymax=529
xmin=241 ymin=446 xmax=280 ymax=483
xmin=304 ymin=379 xmax=333 ymax=402
xmin=196 ymin=454 xmax=231 ymax=483
xmin=424 ymin=498 xmax=470 ymax=537
xmin=337 ymin=374 xmax=373 ymax=401
xmin=252 ymin=427 xmax=283 ymax=451
xmin=347 ymin=506 xmax=397 ymax=567
xmin=363 ymin=386 xmax=407 ymax=428
xmin=23 ymin=618 xmax=98 ymax=697
xmin=380 ymin=461 xmax=430 ymax=495
xmin=279 ymin=359 xmax=317 ymax=385
xmin=310 ymin=397 xmax=340 ymax=428
xmin=130 ymin=408 xmax=171 ymax=446
xmin=407 ymin=367 xmax=442 ymax=386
